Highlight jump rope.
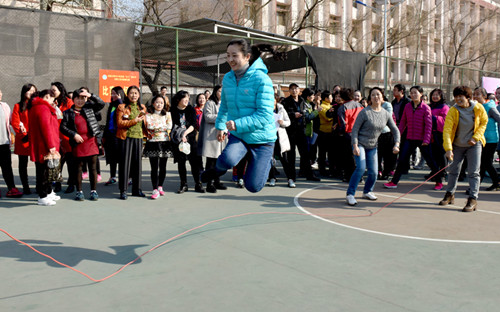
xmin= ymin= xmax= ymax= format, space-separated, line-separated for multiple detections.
xmin=0 ymin=164 xmax=450 ymax=283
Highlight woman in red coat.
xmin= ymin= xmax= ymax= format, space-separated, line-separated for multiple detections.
xmin=29 ymin=90 xmax=61 ymax=206
xmin=50 ymin=82 xmax=75 ymax=193
xmin=11 ymin=83 xmax=37 ymax=194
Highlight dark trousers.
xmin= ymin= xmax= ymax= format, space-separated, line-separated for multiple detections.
xmin=0 ymin=144 xmax=16 ymax=190
xmin=18 ymin=155 xmax=30 ymax=189
xmin=35 ymin=161 xmax=51 ymax=198
xmin=150 ymin=157 xmax=168 ymax=189
xmin=340 ymin=134 xmax=355 ymax=180
xmin=177 ymin=152 xmax=201 ymax=185
xmin=286 ymin=130 xmax=313 ymax=179
xmin=119 ymin=138 xmax=143 ymax=193
xmin=377 ymin=132 xmax=397 ymax=176
xmin=392 ymin=139 xmax=440 ymax=184
xmin=60 ymin=151 xmax=76 ymax=186
xmin=431 ymin=131 xmax=446 ymax=181
xmin=480 ymin=142 xmax=499 ymax=185
xmin=205 ymin=157 xmax=221 ymax=185
xmin=76 ymin=155 xmax=98 ymax=192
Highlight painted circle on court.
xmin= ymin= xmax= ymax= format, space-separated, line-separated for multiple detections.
xmin=295 ymin=184 xmax=500 ymax=244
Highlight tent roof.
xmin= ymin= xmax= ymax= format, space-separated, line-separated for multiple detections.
xmin=136 ymin=18 xmax=303 ymax=63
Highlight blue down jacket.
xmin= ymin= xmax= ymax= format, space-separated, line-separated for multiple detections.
xmin=216 ymin=57 xmax=277 ymax=144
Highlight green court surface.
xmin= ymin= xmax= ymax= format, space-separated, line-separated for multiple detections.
xmin=1 ymin=159 xmax=500 ymax=311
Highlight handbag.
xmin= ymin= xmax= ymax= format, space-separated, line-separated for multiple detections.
xmin=44 ymin=152 xmax=63 ymax=183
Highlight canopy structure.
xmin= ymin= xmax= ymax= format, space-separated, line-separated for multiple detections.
xmin=136 ymin=18 xmax=367 ymax=92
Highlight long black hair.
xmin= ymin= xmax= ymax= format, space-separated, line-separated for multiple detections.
xmin=50 ymin=81 xmax=70 ymax=107
xmin=171 ymin=90 xmax=190 ymax=108
xmin=19 ymin=83 xmax=37 ymax=112
xmin=147 ymin=95 xmax=169 ymax=115
xmin=208 ymin=85 xmax=222 ymax=103
xmin=111 ymin=86 xmax=126 ymax=105
xmin=227 ymin=39 xmax=286 ymax=67
xmin=124 ymin=85 xmax=141 ymax=106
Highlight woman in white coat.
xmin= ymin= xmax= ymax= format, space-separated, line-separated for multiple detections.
xmin=268 ymin=94 xmax=294 ymax=187
xmin=198 ymin=85 xmax=228 ymax=193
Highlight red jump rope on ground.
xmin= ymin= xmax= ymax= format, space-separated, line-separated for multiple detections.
xmin=0 ymin=165 xmax=449 ymax=282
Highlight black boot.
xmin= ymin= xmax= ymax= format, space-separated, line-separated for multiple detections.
xmin=177 ymin=182 xmax=188 ymax=194
xmin=206 ymin=182 xmax=217 ymax=193
xmin=195 ymin=182 xmax=205 ymax=193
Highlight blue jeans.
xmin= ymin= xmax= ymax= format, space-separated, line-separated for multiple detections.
xmin=216 ymin=135 xmax=274 ymax=193
xmin=347 ymin=145 xmax=378 ymax=196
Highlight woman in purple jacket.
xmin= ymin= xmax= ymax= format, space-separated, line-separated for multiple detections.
xmin=385 ymin=86 xmax=440 ymax=189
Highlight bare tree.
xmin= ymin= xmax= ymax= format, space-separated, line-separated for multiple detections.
xmin=440 ymin=0 xmax=499 ymax=93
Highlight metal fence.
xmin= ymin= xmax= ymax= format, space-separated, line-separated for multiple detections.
xmin=134 ymin=22 xmax=308 ymax=103
xmin=365 ymin=54 xmax=500 ymax=101
xmin=0 ymin=5 xmax=134 ymax=106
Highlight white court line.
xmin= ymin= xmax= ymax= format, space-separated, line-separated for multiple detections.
xmin=294 ymin=184 xmax=500 ymax=244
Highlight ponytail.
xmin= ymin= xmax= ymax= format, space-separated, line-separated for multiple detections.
xmin=227 ymin=39 xmax=287 ymax=66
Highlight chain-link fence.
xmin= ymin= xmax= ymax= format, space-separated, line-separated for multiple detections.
xmin=365 ymin=54 xmax=500 ymax=101
xmin=0 ymin=5 xmax=134 ymax=106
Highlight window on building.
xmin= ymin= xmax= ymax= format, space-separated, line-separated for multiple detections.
xmin=0 ymin=25 xmax=34 ymax=54
xmin=434 ymin=39 xmax=440 ymax=54
xmin=390 ymin=60 xmax=397 ymax=75
xmin=245 ymin=0 xmax=259 ymax=21
xmin=69 ymin=0 xmax=93 ymax=8
xmin=434 ymin=66 xmax=440 ymax=78
xmin=277 ymin=3 xmax=290 ymax=27
xmin=372 ymin=24 xmax=381 ymax=43
xmin=352 ymin=19 xmax=362 ymax=40
xmin=434 ymin=15 xmax=440 ymax=30
xmin=420 ymin=64 xmax=426 ymax=78
xmin=405 ymin=63 xmax=412 ymax=76
xmin=329 ymin=15 xmax=341 ymax=34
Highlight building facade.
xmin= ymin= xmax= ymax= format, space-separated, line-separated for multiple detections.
xmin=162 ymin=0 xmax=500 ymax=92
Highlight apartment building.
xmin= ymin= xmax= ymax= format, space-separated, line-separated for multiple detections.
xmin=0 ymin=0 xmax=113 ymax=18
xmin=162 ymin=0 xmax=500 ymax=90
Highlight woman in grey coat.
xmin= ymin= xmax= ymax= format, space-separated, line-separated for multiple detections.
xmin=198 ymin=85 xmax=228 ymax=193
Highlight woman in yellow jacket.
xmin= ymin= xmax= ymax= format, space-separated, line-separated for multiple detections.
xmin=439 ymin=86 xmax=488 ymax=212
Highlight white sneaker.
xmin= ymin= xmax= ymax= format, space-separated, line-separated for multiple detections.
xmin=311 ymin=162 xmax=319 ymax=170
xmin=48 ymin=191 xmax=61 ymax=201
xmin=288 ymin=179 xmax=296 ymax=188
xmin=38 ymin=196 xmax=56 ymax=206
xmin=269 ymin=178 xmax=276 ymax=187
xmin=346 ymin=195 xmax=357 ymax=206
xmin=362 ymin=192 xmax=378 ymax=201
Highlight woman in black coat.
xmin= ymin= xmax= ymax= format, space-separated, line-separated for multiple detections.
xmin=170 ymin=90 xmax=205 ymax=194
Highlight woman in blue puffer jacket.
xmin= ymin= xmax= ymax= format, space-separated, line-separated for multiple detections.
xmin=201 ymin=39 xmax=282 ymax=193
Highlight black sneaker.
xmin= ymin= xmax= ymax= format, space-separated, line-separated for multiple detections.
xmin=195 ymin=183 xmax=205 ymax=193
xmin=206 ymin=184 xmax=217 ymax=193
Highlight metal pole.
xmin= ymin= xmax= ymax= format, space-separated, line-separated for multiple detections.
xmin=305 ymin=56 xmax=309 ymax=87
xmin=139 ymin=38 xmax=143 ymax=96
xmin=175 ymin=29 xmax=179 ymax=92
xmin=383 ymin=0 xmax=388 ymax=93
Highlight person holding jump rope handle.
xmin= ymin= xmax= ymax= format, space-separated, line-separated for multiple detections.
xmin=439 ymin=86 xmax=488 ymax=212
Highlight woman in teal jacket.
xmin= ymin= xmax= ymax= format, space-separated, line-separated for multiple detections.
xmin=201 ymin=39 xmax=280 ymax=193
xmin=474 ymin=87 xmax=500 ymax=191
